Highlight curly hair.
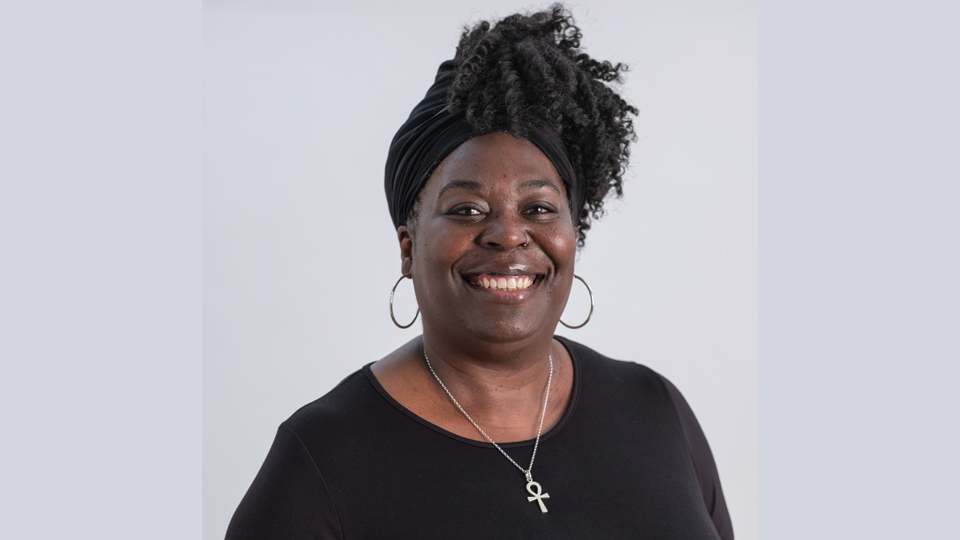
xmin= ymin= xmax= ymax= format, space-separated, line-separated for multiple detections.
xmin=447 ymin=3 xmax=638 ymax=247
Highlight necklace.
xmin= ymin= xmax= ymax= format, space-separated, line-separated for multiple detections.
xmin=421 ymin=343 xmax=554 ymax=513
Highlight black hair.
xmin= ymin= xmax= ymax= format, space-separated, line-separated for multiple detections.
xmin=447 ymin=3 xmax=637 ymax=247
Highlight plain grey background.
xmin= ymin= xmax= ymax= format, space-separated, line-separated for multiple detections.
xmin=3 ymin=0 xmax=958 ymax=539
xmin=204 ymin=1 xmax=757 ymax=539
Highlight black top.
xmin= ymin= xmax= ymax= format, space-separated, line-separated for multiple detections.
xmin=226 ymin=337 xmax=733 ymax=539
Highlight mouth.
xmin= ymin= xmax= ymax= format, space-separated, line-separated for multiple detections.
xmin=462 ymin=273 xmax=543 ymax=292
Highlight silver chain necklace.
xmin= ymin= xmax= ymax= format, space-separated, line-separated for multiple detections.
xmin=421 ymin=344 xmax=554 ymax=513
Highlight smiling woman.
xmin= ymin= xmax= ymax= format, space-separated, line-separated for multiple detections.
xmin=401 ymin=134 xmax=577 ymax=345
xmin=225 ymin=4 xmax=733 ymax=539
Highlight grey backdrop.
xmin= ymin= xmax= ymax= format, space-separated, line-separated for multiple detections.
xmin=203 ymin=1 xmax=757 ymax=539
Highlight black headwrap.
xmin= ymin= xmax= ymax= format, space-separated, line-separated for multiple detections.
xmin=384 ymin=58 xmax=584 ymax=230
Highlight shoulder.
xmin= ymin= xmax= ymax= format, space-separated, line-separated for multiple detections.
xmin=281 ymin=366 xmax=381 ymax=441
xmin=557 ymin=336 xmax=675 ymax=398
xmin=559 ymin=337 xmax=733 ymax=538
xmin=557 ymin=336 xmax=702 ymax=432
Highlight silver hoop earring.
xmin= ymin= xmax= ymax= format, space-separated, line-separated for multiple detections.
xmin=389 ymin=274 xmax=420 ymax=329
xmin=559 ymin=274 xmax=594 ymax=329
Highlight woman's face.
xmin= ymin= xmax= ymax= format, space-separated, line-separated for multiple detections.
xmin=398 ymin=132 xmax=578 ymax=344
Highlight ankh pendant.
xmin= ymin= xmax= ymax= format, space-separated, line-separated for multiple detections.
xmin=526 ymin=480 xmax=550 ymax=513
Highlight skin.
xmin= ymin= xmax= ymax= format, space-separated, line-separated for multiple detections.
xmin=371 ymin=132 xmax=579 ymax=443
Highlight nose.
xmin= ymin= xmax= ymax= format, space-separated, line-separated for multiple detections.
xmin=479 ymin=211 xmax=529 ymax=250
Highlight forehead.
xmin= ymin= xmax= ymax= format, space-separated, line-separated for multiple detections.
xmin=428 ymin=132 xmax=563 ymax=191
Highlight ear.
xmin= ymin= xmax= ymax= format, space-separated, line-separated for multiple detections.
xmin=397 ymin=225 xmax=413 ymax=276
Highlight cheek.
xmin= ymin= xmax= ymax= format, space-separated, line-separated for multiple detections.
xmin=540 ymin=223 xmax=578 ymax=268
xmin=414 ymin=223 xmax=475 ymax=268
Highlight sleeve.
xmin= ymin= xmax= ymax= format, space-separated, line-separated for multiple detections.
xmin=661 ymin=376 xmax=734 ymax=540
xmin=225 ymin=424 xmax=343 ymax=540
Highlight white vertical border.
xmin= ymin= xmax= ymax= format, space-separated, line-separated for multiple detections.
xmin=760 ymin=0 xmax=959 ymax=537
xmin=0 ymin=1 xmax=202 ymax=538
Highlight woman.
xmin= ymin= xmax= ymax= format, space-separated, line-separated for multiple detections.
xmin=227 ymin=5 xmax=732 ymax=539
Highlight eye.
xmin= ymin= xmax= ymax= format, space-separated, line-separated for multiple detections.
xmin=447 ymin=204 xmax=484 ymax=217
xmin=525 ymin=203 xmax=558 ymax=216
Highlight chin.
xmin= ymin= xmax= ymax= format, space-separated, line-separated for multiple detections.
xmin=455 ymin=312 xmax=552 ymax=344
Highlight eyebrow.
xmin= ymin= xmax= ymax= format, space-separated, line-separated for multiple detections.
xmin=437 ymin=178 xmax=562 ymax=198
xmin=437 ymin=180 xmax=484 ymax=199
xmin=520 ymin=179 xmax=562 ymax=195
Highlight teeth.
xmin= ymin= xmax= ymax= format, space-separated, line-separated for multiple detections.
xmin=474 ymin=275 xmax=536 ymax=290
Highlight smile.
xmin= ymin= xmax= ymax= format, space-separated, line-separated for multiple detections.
xmin=465 ymin=273 xmax=540 ymax=291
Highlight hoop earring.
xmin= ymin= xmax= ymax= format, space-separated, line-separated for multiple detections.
xmin=559 ymin=274 xmax=594 ymax=329
xmin=389 ymin=274 xmax=420 ymax=329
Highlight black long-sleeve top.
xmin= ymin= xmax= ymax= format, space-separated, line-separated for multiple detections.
xmin=227 ymin=336 xmax=733 ymax=539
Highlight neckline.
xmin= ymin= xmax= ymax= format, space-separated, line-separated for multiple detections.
xmin=363 ymin=336 xmax=582 ymax=449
